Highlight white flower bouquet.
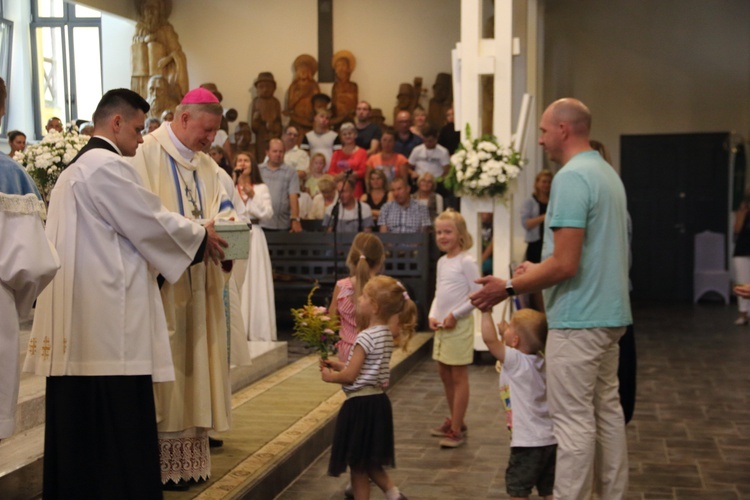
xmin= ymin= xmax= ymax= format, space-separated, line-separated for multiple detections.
xmin=14 ymin=126 xmax=90 ymax=203
xmin=442 ymin=124 xmax=523 ymax=198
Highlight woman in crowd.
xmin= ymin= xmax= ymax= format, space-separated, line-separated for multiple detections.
xmin=520 ymin=170 xmax=552 ymax=264
xmin=306 ymin=152 xmax=327 ymax=197
xmin=308 ymin=175 xmax=338 ymax=220
xmin=234 ymin=151 xmax=277 ymax=342
xmin=412 ymin=172 xmax=444 ymax=221
xmin=328 ymin=122 xmax=367 ymax=198
xmin=208 ymin=145 xmax=233 ymax=178
xmin=410 ymin=106 xmax=428 ymax=138
xmin=360 ymin=168 xmax=392 ymax=230
xmin=520 ymin=169 xmax=552 ymax=311
xmin=366 ymin=127 xmax=409 ymax=184
xmin=8 ymin=130 xmax=26 ymax=158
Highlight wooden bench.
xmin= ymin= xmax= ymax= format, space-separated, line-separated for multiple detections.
xmin=264 ymin=232 xmax=437 ymax=328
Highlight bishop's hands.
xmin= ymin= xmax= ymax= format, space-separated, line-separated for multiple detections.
xmin=203 ymin=220 xmax=228 ymax=264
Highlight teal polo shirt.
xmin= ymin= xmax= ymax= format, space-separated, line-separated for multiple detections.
xmin=541 ymin=150 xmax=632 ymax=329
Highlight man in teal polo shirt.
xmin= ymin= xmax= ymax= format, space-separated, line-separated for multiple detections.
xmin=471 ymin=98 xmax=631 ymax=499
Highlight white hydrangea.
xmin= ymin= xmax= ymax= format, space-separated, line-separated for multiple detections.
xmin=478 ymin=141 xmax=497 ymax=153
xmin=14 ymin=127 xmax=89 ymax=201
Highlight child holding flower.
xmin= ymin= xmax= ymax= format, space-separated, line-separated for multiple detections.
xmin=321 ymin=275 xmax=416 ymax=500
xmin=329 ymin=233 xmax=385 ymax=362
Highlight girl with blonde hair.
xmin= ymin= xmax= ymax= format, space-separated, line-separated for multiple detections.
xmin=428 ymin=209 xmax=481 ymax=448
xmin=322 ymin=275 xmax=416 ymax=500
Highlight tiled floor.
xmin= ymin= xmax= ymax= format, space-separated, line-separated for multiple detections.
xmin=277 ymin=302 xmax=750 ymax=499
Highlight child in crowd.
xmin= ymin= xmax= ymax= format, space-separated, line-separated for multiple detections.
xmin=481 ymin=309 xmax=556 ymax=500
xmin=330 ymin=233 xmax=385 ymax=363
xmin=321 ymin=275 xmax=416 ymax=500
xmin=306 ymin=152 xmax=328 ymax=197
xmin=428 ymin=209 xmax=481 ymax=448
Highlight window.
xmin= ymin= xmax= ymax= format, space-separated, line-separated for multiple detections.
xmin=31 ymin=0 xmax=102 ymax=136
xmin=0 ymin=2 xmax=12 ymax=136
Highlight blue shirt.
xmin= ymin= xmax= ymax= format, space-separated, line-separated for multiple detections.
xmin=542 ymin=150 xmax=632 ymax=329
xmin=0 ymin=154 xmax=43 ymax=198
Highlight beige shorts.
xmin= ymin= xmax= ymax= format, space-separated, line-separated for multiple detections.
xmin=432 ymin=315 xmax=474 ymax=365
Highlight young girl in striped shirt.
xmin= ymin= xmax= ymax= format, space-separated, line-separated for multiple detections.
xmin=321 ymin=276 xmax=416 ymax=500
xmin=329 ymin=232 xmax=385 ymax=362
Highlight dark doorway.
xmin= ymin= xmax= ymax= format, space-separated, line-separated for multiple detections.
xmin=621 ymin=132 xmax=730 ymax=302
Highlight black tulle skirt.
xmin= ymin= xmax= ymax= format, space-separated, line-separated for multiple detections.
xmin=328 ymin=393 xmax=395 ymax=476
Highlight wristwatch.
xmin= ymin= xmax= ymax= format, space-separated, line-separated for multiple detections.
xmin=291 ymin=217 xmax=301 ymax=222
xmin=506 ymin=279 xmax=517 ymax=297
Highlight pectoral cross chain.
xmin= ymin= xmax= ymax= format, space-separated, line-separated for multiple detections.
xmin=184 ymin=185 xmax=202 ymax=218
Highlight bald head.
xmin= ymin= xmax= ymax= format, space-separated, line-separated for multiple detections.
xmin=538 ymin=98 xmax=594 ymax=165
xmin=547 ymin=98 xmax=591 ymax=136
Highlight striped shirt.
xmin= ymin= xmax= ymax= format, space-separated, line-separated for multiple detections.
xmin=343 ymin=325 xmax=393 ymax=395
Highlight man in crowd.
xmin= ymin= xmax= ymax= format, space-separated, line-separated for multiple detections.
xmin=393 ymin=110 xmax=422 ymax=158
xmin=301 ymin=109 xmax=341 ymax=168
xmin=0 ymin=76 xmax=59 ymax=443
xmin=323 ymin=173 xmax=373 ymax=233
xmin=45 ymin=116 xmax=63 ymax=133
xmin=130 ymin=87 xmax=235 ymax=490
xmin=378 ymin=176 xmax=431 ymax=233
xmin=354 ymin=100 xmax=381 ymax=156
xmin=470 ymin=98 xmax=631 ymax=499
xmin=24 ymin=88 xmax=224 ymax=498
xmin=261 ymin=138 xmax=302 ymax=232
xmin=281 ymin=124 xmax=310 ymax=173
xmin=407 ymin=124 xmax=451 ymax=180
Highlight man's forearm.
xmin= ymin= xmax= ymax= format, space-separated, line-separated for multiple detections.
xmin=290 ymin=194 xmax=300 ymax=218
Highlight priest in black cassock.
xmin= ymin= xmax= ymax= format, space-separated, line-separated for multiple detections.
xmin=24 ymin=88 xmax=226 ymax=499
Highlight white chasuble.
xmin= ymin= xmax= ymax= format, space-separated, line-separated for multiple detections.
xmin=131 ymin=124 xmax=235 ymax=433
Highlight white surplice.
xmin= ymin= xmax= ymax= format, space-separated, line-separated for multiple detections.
xmin=0 ymin=159 xmax=59 ymax=438
xmin=23 ymin=144 xmax=205 ymax=382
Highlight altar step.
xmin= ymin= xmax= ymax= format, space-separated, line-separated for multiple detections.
xmin=0 ymin=323 xmax=289 ymax=500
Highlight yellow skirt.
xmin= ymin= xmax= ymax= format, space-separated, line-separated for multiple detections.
xmin=432 ymin=315 xmax=474 ymax=366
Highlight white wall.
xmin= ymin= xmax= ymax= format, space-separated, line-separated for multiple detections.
xmin=101 ymin=13 xmax=136 ymax=92
xmin=169 ymin=0 xmax=461 ymax=126
xmin=542 ymin=0 xmax=750 ymax=172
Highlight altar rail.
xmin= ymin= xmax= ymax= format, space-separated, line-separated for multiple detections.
xmin=264 ymin=232 xmax=438 ymax=328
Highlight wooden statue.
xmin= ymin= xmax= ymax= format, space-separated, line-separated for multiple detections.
xmin=131 ymin=0 xmax=188 ymax=101
xmin=234 ymin=122 xmax=253 ymax=155
xmin=428 ymin=73 xmax=453 ymax=128
xmin=250 ymin=72 xmax=282 ymax=161
xmin=392 ymin=77 xmax=423 ymax=124
xmin=285 ymin=54 xmax=320 ymax=135
xmin=330 ymin=50 xmax=358 ymax=127
xmin=371 ymin=108 xmax=385 ymax=131
xmin=146 ymin=74 xmax=180 ymax=119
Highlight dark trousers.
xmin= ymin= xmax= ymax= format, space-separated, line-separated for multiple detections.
xmin=618 ymin=324 xmax=637 ymax=424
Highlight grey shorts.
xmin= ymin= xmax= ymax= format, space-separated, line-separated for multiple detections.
xmin=506 ymin=444 xmax=557 ymax=497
